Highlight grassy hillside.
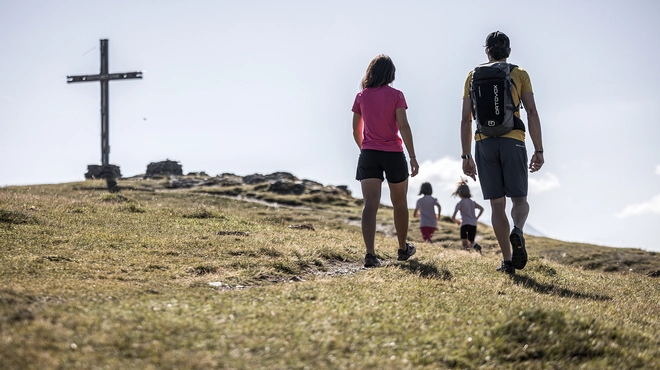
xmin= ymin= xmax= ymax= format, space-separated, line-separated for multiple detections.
xmin=1 ymin=176 xmax=659 ymax=369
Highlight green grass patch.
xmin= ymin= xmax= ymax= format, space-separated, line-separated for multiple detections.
xmin=0 ymin=179 xmax=659 ymax=369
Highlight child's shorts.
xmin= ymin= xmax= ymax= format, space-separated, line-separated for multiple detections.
xmin=460 ymin=225 xmax=477 ymax=242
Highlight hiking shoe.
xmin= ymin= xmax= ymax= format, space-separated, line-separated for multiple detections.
xmin=496 ymin=260 xmax=515 ymax=275
xmin=364 ymin=253 xmax=381 ymax=268
xmin=473 ymin=243 xmax=482 ymax=254
xmin=397 ymin=243 xmax=416 ymax=261
xmin=510 ymin=227 xmax=527 ymax=269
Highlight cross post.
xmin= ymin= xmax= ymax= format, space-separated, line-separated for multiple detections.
xmin=67 ymin=39 xmax=142 ymax=190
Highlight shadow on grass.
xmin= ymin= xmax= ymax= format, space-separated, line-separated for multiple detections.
xmin=396 ymin=259 xmax=452 ymax=280
xmin=512 ymin=275 xmax=611 ymax=301
xmin=0 ymin=209 xmax=37 ymax=225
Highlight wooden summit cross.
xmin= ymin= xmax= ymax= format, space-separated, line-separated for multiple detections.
xmin=67 ymin=39 xmax=142 ymax=187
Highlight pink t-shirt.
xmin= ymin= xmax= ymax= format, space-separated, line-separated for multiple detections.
xmin=352 ymin=85 xmax=408 ymax=152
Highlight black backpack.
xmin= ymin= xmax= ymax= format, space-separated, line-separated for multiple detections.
xmin=470 ymin=62 xmax=525 ymax=137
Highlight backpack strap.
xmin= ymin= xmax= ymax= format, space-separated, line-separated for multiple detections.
xmin=508 ymin=64 xmax=526 ymax=132
xmin=508 ymin=64 xmax=523 ymax=111
xmin=469 ymin=66 xmax=478 ymax=120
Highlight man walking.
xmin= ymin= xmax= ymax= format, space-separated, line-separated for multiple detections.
xmin=460 ymin=31 xmax=545 ymax=274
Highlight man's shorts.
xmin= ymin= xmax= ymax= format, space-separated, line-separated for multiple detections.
xmin=460 ymin=224 xmax=477 ymax=242
xmin=356 ymin=149 xmax=409 ymax=183
xmin=475 ymin=137 xmax=528 ymax=199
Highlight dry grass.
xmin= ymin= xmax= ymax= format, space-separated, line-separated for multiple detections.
xmin=1 ymin=178 xmax=659 ymax=369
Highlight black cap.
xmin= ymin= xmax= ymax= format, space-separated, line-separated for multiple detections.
xmin=485 ymin=31 xmax=510 ymax=48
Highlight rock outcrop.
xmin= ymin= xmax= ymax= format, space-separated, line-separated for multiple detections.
xmin=85 ymin=164 xmax=122 ymax=180
xmin=145 ymin=160 xmax=183 ymax=178
xmin=164 ymin=171 xmax=352 ymax=197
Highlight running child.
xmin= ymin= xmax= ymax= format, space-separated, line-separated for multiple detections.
xmin=413 ymin=182 xmax=442 ymax=243
xmin=352 ymin=54 xmax=419 ymax=267
xmin=451 ymin=180 xmax=484 ymax=253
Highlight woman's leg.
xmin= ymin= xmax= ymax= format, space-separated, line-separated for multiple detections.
xmin=361 ymin=178 xmax=382 ymax=255
xmin=388 ymin=179 xmax=409 ymax=250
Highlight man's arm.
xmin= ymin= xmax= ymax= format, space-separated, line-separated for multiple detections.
xmin=395 ymin=108 xmax=419 ymax=177
xmin=352 ymin=113 xmax=363 ymax=150
xmin=460 ymin=97 xmax=477 ymax=180
xmin=521 ymin=92 xmax=544 ymax=172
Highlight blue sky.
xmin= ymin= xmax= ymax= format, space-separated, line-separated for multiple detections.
xmin=1 ymin=0 xmax=659 ymax=252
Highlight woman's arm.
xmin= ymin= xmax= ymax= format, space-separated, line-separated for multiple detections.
xmin=352 ymin=113 xmax=363 ymax=149
xmin=395 ymin=108 xmax=419 ymax=177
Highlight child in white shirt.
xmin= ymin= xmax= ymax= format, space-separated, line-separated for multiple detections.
xmin=413 ymin=182 xmax=442 ymax=243
xmin=451 ymin=180 xmax=484 ymax=253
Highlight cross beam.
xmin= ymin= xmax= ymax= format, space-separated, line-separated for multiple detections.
xmin=67 ymin=39 xmax=142 ymax=180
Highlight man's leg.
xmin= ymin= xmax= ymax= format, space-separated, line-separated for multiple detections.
xmin=490 ymin=196 xmax=511 ymax=260
xmin=510 ymin=196 xmax=529 ymax=269
xmin=511 ymin=197 xmax=529 ymax=230
xmin=361 ymin=178 xmax=382 ymax=255
xmin=388 ymin=179 xmax=409 ymax=250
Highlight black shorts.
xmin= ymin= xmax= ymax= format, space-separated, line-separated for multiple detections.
xmin=460 ymin=225 xmax=477 ymax=242
xmin=356 ymin=149 xmax=409 ymax=183
xmin=475 ymin=137 xmax=528 ymax=199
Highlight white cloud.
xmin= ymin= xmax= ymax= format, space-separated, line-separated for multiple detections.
xmin=529 ymin=172 xmax=560 ymax=194
xmin=615 ymin=194 xmax=660 ymax=218
xmin=409 ymin=157 xmax=474 ymax=194
xmin=405 ymin=157 xmax=475 ymax=210
xmin=655 ymin=165 xmax=660 ymax=175
xmin=404 ymin=157 xmax=559 ymax=208
xmin=375 ymin=156 xmax=480 ymax=210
